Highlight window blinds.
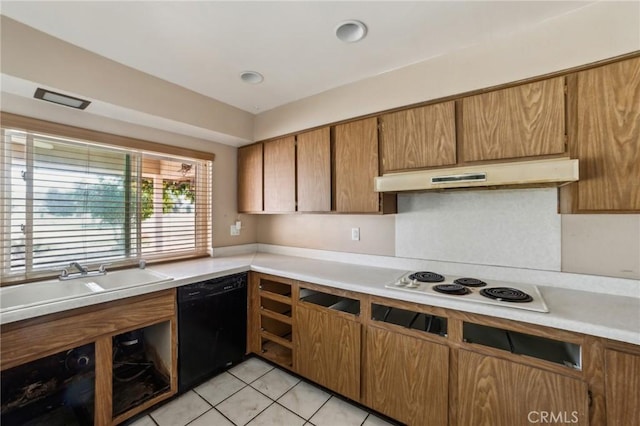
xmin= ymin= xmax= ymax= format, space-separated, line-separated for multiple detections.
xmin=1 ymin=128 xmax=211 ymax=284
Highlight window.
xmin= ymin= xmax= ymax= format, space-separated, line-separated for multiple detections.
xmin=1 ymin=127 xmax=212 ymax=283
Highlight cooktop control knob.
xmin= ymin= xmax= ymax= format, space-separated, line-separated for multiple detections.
xmin=394 ymin=276 xmax=409 ymax=286
xmin=406 ymin=278 xmax=419 ymax=288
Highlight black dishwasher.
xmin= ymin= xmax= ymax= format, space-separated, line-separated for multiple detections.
xmin=177 ymin=272 xmax=247 ymax=393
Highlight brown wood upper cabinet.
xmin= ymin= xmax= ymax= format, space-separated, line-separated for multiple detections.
xmin=297 ymin=127 xmax=331 ymax=212
xmin=461 ymin=77 xmax=566 ymax=162
xmin=237 ymin=143 xmax=263 ymax=213
xmin=379 ymin=102 xmax=457 ymax=173
xmin=334 ymin=117 xmax=396 ymax=213
xmin=561 ymin=56 xmax=640 ymax=213
xmin=264 ymin=136 xmax=296 ymax=212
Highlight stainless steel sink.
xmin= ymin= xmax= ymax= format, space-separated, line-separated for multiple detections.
xmin=0 ymin=269 xmax=173 ymax=313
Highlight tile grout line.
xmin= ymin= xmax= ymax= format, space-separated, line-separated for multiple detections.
xmin=227 ymin=363 xmax=275 ymax=386
xmin=192 ymin=376 xmax=248 ymax=409
xmin=181 ymin=390 xmax=214 ymax=426
xmin=271 ymin=400 xmax=311 ymax=425
xmin=191 ymin=383 xmax=255 ymax=425
xmin=361 ymin=413 xmax=370 ymax=426
xmin=212 ymin=406 xmax=238 ymax=426
xmin=248 ymin=375 xmax=301 ymax=402
xmin=306 ymin=394 xmax=334 ymax=424
xmin=242 ymin=400 xmax=277 ymax=426
xmin=273 ymin=379 xmax=328 ymax=422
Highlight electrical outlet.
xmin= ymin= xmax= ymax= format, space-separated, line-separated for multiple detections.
xmin=230 ymin=225 xmax=240 ymax=236
xmin=351 ymin=227 xmax=360 ymax=241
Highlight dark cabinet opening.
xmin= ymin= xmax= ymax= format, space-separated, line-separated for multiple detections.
xmin=1 ymin=343 xmax=95 ymax=426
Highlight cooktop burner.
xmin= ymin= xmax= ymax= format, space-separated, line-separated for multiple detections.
xmin=433 ymin=284 xmax=470 ymax=295
xmin=408 ymin=271 xmax=445 ymax=283
xmin=387 ymin=272 xmax=549 ymax=313
xmin=453 ymin=277 xmax=486 ymax=287
xmin=480 ymin=287 xmax=533 ymax=303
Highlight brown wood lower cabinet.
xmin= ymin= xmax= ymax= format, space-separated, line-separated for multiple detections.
xmin=604 ymin=348 xmax=640 ymax=425
xmin=244 ymin=273 xmax=638 ymax=426
xmin=247 ymin=273 xmax=295 ymax=369
xmin=0 ymin=290 xmax=177 ymax=426
xmin=294 ymin=303 xmax=361 ymax=401
xmin=457 ymin=350 xmax=589 ymax=426
xmin=364 ymin=326 xmax=448 ymax=426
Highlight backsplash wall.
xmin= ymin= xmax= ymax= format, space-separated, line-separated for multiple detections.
xmin=396 ymin=189 xmax=561 ymax=271
xmin=256 ymin=192 xmax=640 ymax=280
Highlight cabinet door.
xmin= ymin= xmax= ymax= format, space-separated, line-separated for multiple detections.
xmin=380 ymin=102 xmax=456 ymax=173
xmin=461 ymin=77 xmax=566 ymax=162
xmin=297 ymin=127 xmax=331 ymax=212
xmin=294 ymin=304 xmax=360 ymax=400
xmin=237 ymin=143 xmax=263 ymax=212
xmin=334 ymin=117 xmax=380 ymax=213
xmin=605 ymin=349 xmax=640 ymax=425
xmin=570 ymin=57 xmax=640 ymax=212
xmin=264 ymin=136 xmax=296 ymax=212
xmin=458 ymin=350 xmax=589 ymax=426
xmin=364 ymin=327 xmax=448 ymax=426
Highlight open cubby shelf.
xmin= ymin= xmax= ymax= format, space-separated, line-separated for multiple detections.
xmin=260 ymin=280 xmax=292 ymax=297
xmin=261 ymin=340 xmax=293 ymax=368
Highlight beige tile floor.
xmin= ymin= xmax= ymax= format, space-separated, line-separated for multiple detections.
xmin=127 ymin=357 xmax=399 ymax=426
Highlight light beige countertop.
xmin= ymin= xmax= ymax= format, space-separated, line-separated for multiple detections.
xmin=1 ymin=250 xmax=638 ymax=346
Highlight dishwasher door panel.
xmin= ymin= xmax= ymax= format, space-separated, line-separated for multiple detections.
xmin=178 ymin=280 xmax=247 ymax=393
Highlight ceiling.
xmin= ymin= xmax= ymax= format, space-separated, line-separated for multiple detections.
xmin=1 ymin=1 xmax=594 ymax=115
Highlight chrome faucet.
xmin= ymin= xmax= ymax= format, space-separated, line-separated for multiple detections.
xmin=69 ymin=262 xmax=89 ymax=275
xmin=59 ymin=262 xmax=107 ymax=280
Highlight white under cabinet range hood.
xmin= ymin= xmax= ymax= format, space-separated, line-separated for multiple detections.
xmin=374 ymin=158 xmax=579 ymax=193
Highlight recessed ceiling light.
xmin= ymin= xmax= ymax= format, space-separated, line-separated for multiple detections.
xmin=34 ymin=87 xmax=91 ymax=109
xmin=240 ymin=71 xmax=264 ymax=84
xmin=336 ymin=20 xmax=368 ymax=43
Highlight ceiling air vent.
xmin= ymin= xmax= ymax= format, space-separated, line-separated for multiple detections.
xmin=34 ymin=88 xmax=91 ymax=110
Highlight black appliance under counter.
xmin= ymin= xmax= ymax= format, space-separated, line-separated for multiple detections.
xmin=177 ymin=272 xmax=248 ymax=393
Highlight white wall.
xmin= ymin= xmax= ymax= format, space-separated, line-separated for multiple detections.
xmin=0 ymin=16 xmax=254 ymax=145
xmin=562 ymin=215 xmax=640 ymax=280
